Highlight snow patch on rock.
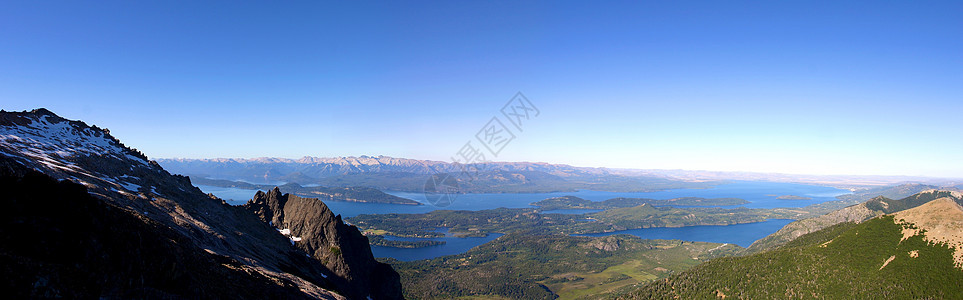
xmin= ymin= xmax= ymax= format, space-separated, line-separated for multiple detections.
xmin=119 ymin=181 xmax=141 ymax=191
xmin=0 ymin=114 xmax=148 ymax=170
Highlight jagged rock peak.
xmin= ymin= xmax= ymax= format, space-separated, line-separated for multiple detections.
xmin=243 ymin=188 xmax=403 ymax=300
xmin=30 ymin=107 xmax=56 ymax=116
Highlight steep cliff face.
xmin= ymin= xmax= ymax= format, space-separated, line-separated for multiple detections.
xmin=244 ymin=188 xmax=403 ymax=300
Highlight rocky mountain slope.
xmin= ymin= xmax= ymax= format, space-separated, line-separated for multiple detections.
xmin=0 ymin=108 xmax=400 ymax=299
xmin=0 ymin=163 xmax=333 ymax=299
xmin=243 ymin=187 xmax=402 ymax=300
xmin=624 ymin=191 xmax=963 ymax=299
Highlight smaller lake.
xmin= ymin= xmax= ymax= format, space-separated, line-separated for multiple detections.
xmin=195 ymin=184 xmax=260 ymax=204
xmin=540 ymin=209 xmax=604 ymax=215
xmin=371 ymin=229 xmax=504 ymax=261
xmin=575 ymin=219 xmax=795 ymax=248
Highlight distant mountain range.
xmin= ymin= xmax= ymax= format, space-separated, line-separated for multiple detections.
xmin=158 ymin=157 xmax=961 ymax=194
xmin=0 ymin=108 xmax=401 ymax=299
xmin=189 ymin=177 xmax=422 ymax=205
xmin=158 ymin=156 xmax=719 ymax=193
xmin=157 ymin=156 xmax=613 ymax=180
xmin=613 ymin=168 xmax=961 ymax=189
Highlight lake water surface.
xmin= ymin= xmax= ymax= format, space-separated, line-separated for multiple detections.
xmin=200 ymin=181 xmax=849 ymax=217
xmin=575 ymin=219 xmax=796 ymax=248
xmin=196 ymin=181 xmax=842 ymax=260
xmin=371 ymin=228 xmax=505 ymax=261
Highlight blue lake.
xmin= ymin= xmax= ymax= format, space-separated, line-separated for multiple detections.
xmin=371 ymin=229 xmax=505 ymax=261
xmin=385 ymin=181 xmax=849 ymax=211
xmin=200 ymin=181 xmax=850 ymax=217
xmin=195 ymin=181 xmax=843 ymax=260
xmin=194 ymin=184 xmax=262 ymax=204
xmin=575 ymin=219 xmax=796 ymax=248
xmin=541 ymin=209 xmax=605 ymax=215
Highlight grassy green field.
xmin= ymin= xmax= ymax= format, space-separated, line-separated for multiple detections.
xmin=386 ymin=232 xmax=743 ymax=299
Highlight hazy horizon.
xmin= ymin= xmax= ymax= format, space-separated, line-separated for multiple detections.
xmin=150 ymin=153 xmax=959 ymax=180
xmin=3 ymin=1 xmax=961 ymax=177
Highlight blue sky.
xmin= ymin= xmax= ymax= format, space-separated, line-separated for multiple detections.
xmin=2 ymin=1 xmax=961 ymax=177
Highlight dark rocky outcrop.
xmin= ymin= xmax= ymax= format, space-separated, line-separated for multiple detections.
xmin=0 ymin=163 xmax=332 ymax=299
xmin=244 ymin=188 xmax=403 ymax=300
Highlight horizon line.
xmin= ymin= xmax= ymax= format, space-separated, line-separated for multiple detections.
xmin=153 ymin=155 xmax=963 ymax=181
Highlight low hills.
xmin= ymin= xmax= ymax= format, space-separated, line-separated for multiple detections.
xmin=624 ymin=191 xmax=963 ymax=299
xmin=747 ymin=190 xmax=961 ymax=253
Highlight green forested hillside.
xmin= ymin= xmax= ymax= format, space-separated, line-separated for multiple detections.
xmin=623 ymin=215 xmax=963 ymax=299
xmin=864 ymin=190 xmax=963 ymax=213
xmin=387 ymin=232 xmax=742 ymax=299
xmin=747 ymin=190 xmax=963 ymax=253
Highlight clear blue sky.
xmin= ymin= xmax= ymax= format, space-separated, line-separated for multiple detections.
xmin=2 ymin=1 xmax=961 ymax=177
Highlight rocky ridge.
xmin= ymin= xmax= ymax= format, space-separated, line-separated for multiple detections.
xmin=0 ymin=108 xmax=401 ymax=299
xmin=243 ymin=188 xmax=402 ymax=300
xmin=748 ymin=189 xmax=963 ymax=253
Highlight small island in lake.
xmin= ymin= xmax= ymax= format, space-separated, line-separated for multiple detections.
xmin=531 ymin=196 xmax=749 ymax=210
xmin=775 ymin=195 xmax=811 ymax=200
xmin=366 ymin=235 xmax=446 ymax=248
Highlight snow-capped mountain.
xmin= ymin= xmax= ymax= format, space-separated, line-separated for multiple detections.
xmin=0 ymin=108 xmax=402 ymax=299
xmin=0 ymin=108 xmax=159 ymax=197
